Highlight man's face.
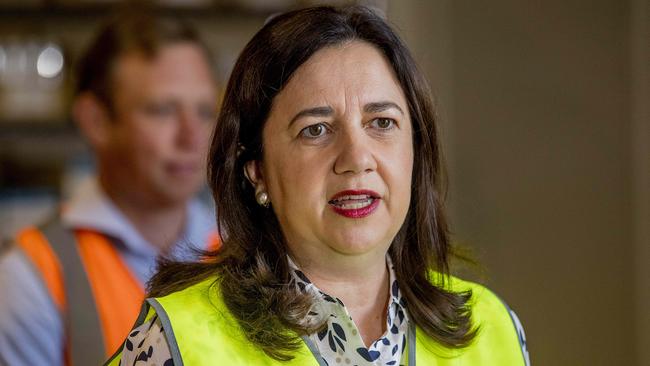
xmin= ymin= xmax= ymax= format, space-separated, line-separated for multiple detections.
xmin=100 ymin=43 xmax=217 ymax=207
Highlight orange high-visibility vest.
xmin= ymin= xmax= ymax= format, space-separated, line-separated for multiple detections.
xmin=16 ymin=220 xmax=221 ymax=366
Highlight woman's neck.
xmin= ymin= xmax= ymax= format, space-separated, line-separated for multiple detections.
xmin=294 ymin=252 xmax=391 ymax=347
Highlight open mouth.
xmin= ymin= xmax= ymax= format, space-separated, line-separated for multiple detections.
xmin=328 ymin=190 xmax=381 ymax=218
xmin=329 ymin=194 xmax=377 ymax=209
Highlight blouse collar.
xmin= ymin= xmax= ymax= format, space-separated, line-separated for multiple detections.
xmin=287 ymin=255 xmax=410 ymax=365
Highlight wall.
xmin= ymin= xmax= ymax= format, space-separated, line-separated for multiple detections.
xmin=631 ymin=0 xmax=650 ymax=364
xmin=389 ymin=1 xmax=641 ymax=365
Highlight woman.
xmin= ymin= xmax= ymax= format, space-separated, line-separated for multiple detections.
xmin=107 ymin=6 xmax=529 ymax=366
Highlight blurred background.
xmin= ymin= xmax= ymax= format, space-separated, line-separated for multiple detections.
xmin=0 ymin=0 xmax=647 ymax=365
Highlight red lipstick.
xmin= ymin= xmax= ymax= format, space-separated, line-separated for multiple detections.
xmin=328 ymin=189 xmax=381 ymax=218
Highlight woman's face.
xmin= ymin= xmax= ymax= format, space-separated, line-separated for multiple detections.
xmin=248 ymin=41 xmax=413 ymax=261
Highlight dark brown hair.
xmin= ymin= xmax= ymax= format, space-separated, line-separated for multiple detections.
xmin=76 ymin=5 xmax=213 ymax=114
xmin=149 ymin=5 xmax=475 ymax=360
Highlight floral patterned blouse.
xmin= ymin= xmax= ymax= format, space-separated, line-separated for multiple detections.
xmin=288 ymin=255 xmax=410 ymax=366
xmin=119 ymin=256 xmax=410 ymax=366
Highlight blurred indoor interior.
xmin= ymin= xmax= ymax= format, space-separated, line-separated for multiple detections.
xmin=0 ymin=0 xmax=647 ymax=365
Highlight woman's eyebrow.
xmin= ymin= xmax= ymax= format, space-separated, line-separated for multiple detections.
xmin=289 ymin=106 xmax=334 ymax=127
xmin=364 ymin=101 xmax=404 ymax=115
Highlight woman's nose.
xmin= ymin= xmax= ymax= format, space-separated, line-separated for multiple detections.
xmin=333 ymin=128 xmax=377 ymax=175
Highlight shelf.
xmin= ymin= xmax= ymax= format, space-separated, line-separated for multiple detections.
xmin=0 ymin=120 xmax=75 ymax=136
xmin=0 ymin=3 xmax=282 ymax=20
xmin=0 ymin=0 xmax=309 ymax=192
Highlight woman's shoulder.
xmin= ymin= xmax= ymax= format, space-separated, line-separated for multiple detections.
xmin=445 ymin=275 xmax=509 ymax=312
xmin=105 ymin=275 xmax=238 ymax=366
xmin=141 ymin=275 xmax=317 ymax=365
xmin=156 ymin=275 xmax=221 ymax=303
xmin=429 ymin=272 xmax=515 ymax=315
xmin=105 ymin=298 xmax=176 ymax=366
xmin=110 ymin=312 xmax=174 ymax=366
xmin=153 ymin=275 xmax=229 ymax=324
xmin=431 ymin=274 xmax=530 ymax=365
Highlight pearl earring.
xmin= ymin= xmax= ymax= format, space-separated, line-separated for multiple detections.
xmin=255 ymin=191 xmax=270 ymax=207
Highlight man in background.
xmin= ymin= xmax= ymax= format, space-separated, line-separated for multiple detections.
xmin=0 ymin=11 xmax=219 ymax=366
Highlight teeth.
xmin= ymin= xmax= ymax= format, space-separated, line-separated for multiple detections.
xmin=333 ymin=198 xmax=373 ymax=209
xmin=333 ymin=194 xmax=370 ymax=202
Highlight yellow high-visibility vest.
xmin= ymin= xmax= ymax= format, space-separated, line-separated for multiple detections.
xmin=107 ymin=274 xmax=528 ymax=365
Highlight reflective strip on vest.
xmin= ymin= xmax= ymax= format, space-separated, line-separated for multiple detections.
xmin=16 ymin=222 xmax=144 ymax=366
xmin=74 ymin=230 xmax=144 ymax=355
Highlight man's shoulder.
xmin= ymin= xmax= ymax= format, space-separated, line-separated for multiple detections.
xmin=0 ymin=244 xmax=64 ymax=365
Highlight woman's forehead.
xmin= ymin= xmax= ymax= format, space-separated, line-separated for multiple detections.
xmin=273 ymin=41 xmax=407 ymax=115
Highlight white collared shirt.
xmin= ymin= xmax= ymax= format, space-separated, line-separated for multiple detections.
xmin=61 ymin=178 xmax=216 ymax=282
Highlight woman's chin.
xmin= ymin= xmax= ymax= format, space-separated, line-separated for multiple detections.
xmin=326 ymin=231 xmax=391 ymax=256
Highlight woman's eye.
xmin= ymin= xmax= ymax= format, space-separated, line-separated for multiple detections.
xmin=371 ymin=118 xmax=395 ymax=129
xmin=299 ymin=123 xmax=328 ymax=138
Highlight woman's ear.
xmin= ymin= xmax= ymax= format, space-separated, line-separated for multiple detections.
xmin=244 ymin=160 xmax=265 ymax=191
xmin=244 ymin=160 xmax=271 ymax=207
xmin=72 ymin=92 xmax=112 ymax=150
